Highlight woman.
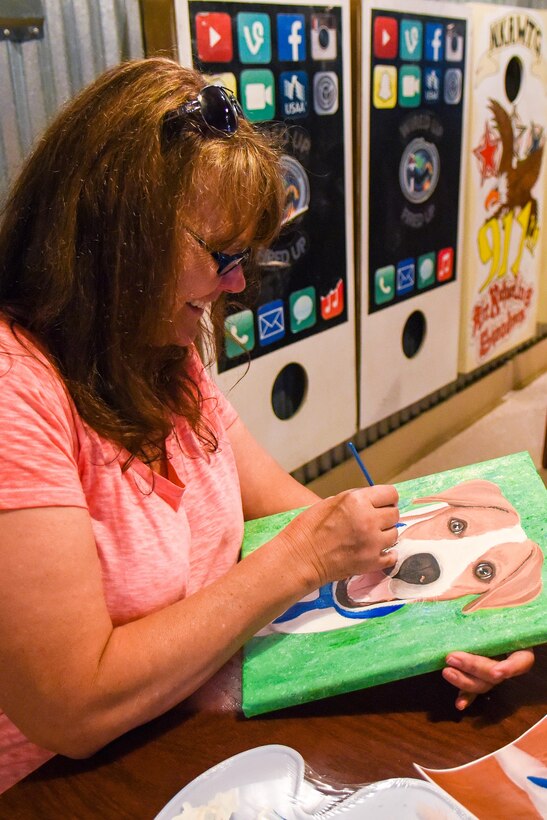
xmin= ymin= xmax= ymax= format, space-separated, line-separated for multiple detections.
xmin=0 ymin=58 xmax=533 ymax=793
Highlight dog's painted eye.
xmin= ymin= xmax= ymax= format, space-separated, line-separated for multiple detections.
xmin=474 ymin=561 xmax=495 ymax=581
xmin=448 ymin=517 xmax=467 ymax=536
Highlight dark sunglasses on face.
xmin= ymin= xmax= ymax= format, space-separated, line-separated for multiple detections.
xmin=186 ymin=227 xmax=250 ymax=277
xmin=163 ymin=85 xmax=244 ymax=138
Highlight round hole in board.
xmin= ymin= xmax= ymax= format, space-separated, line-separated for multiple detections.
xmin=402 ymin=310 xmax=427 ymax=359
xmin=271 ymin=363 xmax=308 ymax=420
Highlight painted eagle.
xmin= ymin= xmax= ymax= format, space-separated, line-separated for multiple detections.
xmin=487 ymin=99 xmax=543 ymax=239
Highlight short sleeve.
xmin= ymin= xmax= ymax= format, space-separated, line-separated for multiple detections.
xmin=0 ymin=347 xmax=87 ymax=511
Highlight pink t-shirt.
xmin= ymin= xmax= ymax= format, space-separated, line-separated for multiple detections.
xmin=0 ymin=320 xmax=244 ymax=793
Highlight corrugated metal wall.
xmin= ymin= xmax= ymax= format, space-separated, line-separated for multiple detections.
xmin=0 ymin=0 xmax=144 ymax=205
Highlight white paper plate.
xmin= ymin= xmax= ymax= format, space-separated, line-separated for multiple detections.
xmin=155 ymin=745 xmax=475 ymax=819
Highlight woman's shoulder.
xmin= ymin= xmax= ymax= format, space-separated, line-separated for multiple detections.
xmin=0 ymin=317 xmax=67 ymax=400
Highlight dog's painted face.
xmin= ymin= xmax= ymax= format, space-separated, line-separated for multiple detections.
xmin=262 ymin=479 xmax=544 ymax=635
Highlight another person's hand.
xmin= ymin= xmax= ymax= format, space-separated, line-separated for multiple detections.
xmin=442 ymin=649 xmax=535 ymax=710
xmin=276 ymin=485 xmax=400 ymax=590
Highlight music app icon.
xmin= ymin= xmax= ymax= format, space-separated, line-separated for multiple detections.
xmin=320 ymin=278 xmax=344 ymax=320
xmin=437 ymin=247 xmax=454 ymax=282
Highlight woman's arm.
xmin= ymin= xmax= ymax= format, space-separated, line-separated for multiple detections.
xmin=0 ymin=484 xmax=398 ymax=759
xmin=226 ymin=416 xmax=320 ymax=519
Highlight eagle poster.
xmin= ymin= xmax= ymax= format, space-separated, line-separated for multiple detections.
xmin=458 ymin=4 xmax=546 ymax=372
xmin=241 ymin=451 xmax=547 ymax=716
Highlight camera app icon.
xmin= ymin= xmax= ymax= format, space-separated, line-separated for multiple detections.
xmin=311 ymin=14 xmax=337 ymax=61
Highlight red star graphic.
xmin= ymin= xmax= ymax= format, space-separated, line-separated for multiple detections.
xmin=473 ymin=123 xmax=499 ymax=183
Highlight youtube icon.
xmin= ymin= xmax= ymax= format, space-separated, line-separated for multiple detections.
xmin=373 ymin=16 xmax=398 ymax=59
xmin=195 ymin=12 xmax=233 ymax=62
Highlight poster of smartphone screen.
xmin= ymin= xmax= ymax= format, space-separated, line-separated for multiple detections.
xmin=175 ymin=0 xmax=356 ymax=472
xmin=359 ymin=0 xmax=470 ymax=430
xmin=458 ymin=4 xmax=546 ymax=373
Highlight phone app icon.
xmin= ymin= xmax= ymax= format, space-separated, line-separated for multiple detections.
xmin=237 ymin=13 xmax=271 ymax=64
xmin=425 ymin=23 xmax=444 ymax=62
xmin=400 ymin=20 xmax=422 ymax=61
xmin=423 ymin=68 xmax=441 ymax=103
xmin=373 ymin=66 xmax=397 ymax=109
xmin=446 ymin=23 xmax=464 ymax=62
xmin=399 ymin=65 xmax=421 ymax=108
xmin=290 ymin=287 xmax=316 ymax=333
xmin=240 ymin=69 xmax=275 ymax=121
xmin=277 ymin=14 xmax=306 ymax=62
xmin=437 ymin=247 xmax=454 ymax=281
xmin=417 ymin=252 xmax=436 ymax=289
xmin=374 ymin=265 xmax=395 ymax=305
xmin=374 ymin=16 xmax=398 ymax=59
xmin=258 ymin=300 xmax=285 ymax=345
xmin=280 ymin=71 xmax=308 ymax=118
xmin=311 ymin=14 xmax=337 ymax=61
xmin=320 ymin=278 xmax=344 ymax=320
xmin=396 ymin=258 xmax=416 ymax=295
xmin=225 ymin=310 xmax=255 ymax=358
xmin=444 ymin=68 xmax=462 ymax=105
xmin=195 ymin=12 xmax=233 ymax=63
xmin=313 ymin=72 xmax=338 ymax=115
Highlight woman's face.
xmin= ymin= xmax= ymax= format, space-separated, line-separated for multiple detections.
xmin=165 ymin=213 xmax=253 ymax=347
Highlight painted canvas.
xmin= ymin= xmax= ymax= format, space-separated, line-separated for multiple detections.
xmin=241 ymin=451 xmax=547 ymax=717
xmin=415 ymin=715 xmax=547 ymax=819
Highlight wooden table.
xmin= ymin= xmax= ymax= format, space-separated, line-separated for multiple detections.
xmin=1 ymin=645 xmax=545 ymax=819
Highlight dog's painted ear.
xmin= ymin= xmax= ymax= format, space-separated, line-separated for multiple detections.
xmin=462 ymin=540 xmax=544 ymax=613
xmin=413 ymin=479 xmax=517 ymax=514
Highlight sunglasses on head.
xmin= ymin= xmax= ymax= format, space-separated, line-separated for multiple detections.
xmin=163 ymin=85 xmax=244 ymax=138
xmin=186 ymin=227 xmax=250 ymax=277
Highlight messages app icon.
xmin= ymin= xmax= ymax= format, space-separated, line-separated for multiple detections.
xmin=290 ymin=287 xmax=316 ymax=332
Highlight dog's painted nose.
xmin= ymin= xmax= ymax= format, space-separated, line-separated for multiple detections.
xmin=393 ymin=553 xmax=440 ymax=585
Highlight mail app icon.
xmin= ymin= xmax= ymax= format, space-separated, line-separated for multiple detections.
xmin=396 ymin=258 xmax=416 ymax=295
xmin=258 ymin=299 xmax=285 ymax=345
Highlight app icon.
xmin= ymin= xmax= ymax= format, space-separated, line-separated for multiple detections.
xmin=444 ymin=68 xmax=462 ymax=104
xmin=400 ymin=20 xmax=422 ymax=61
xmin=237 ymin=13 xmax=271 ymax=64
xmin=280 ymin=71 xmax=308 ymax=118
xmin=437 ymin=247 xmax=454 ymax=281
xmin=225 ymin=310 xmax=255 ymax=358
xmin=373 ymin=65 xmax=397 ymax=109
xmin=417 ymin=252 xmax=436 ymax=289
xmin=374 ymin=265 xmax=395 ymax=305
xmin=205 ymin=72 xmax=237 ymax=96
xmin=277 ymin=14 xmax=306 ymax=62
xmin=240 ymin=69 xmax=275 ymax=121
xmin=446 ymin=23 xmax=464 ymax=62
xmin=425 ymin=23 xmax=444 ymax=62
xmin=374 ymin=16 xmax=398 ymax=59
xmin=290 ymin=287 xmax=316 ymax=332
xmin=258 ymin=300 xmax=285 ymax=345
xmin=195 ymin=12 xmax=233 ymax=63
xmin=320 ymin=278 xmax=344 ymax=319
xmin=399 ymin=138 xmax=440 ymax=204
xmin=399 ymin=65 xmax=421 ymax=107
xmin=423 ymin=67 xmax=441 ymax=103
xmin=313 ymin=72 xmax=338 ymax=115
xmin=311 ymin=14 xmax=337 ymax=61
xmin=396 ymin=258 xmax=416 ymax=295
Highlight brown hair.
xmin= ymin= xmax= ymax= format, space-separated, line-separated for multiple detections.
xmin=0 ymin=58 xmax=284 ymax=464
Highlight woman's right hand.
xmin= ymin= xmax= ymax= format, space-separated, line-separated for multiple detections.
xmin=275 ymin=486 xmax=400 ymax=592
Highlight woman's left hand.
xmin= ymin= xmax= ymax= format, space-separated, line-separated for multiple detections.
xmin=442 ymin=649 xmax=535 ymax=710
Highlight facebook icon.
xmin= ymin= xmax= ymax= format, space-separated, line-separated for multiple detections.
xmin=277 ymin=14 xmax=306 ymax=61
xmin=425 ymin=23 xmax=444 ymax=62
